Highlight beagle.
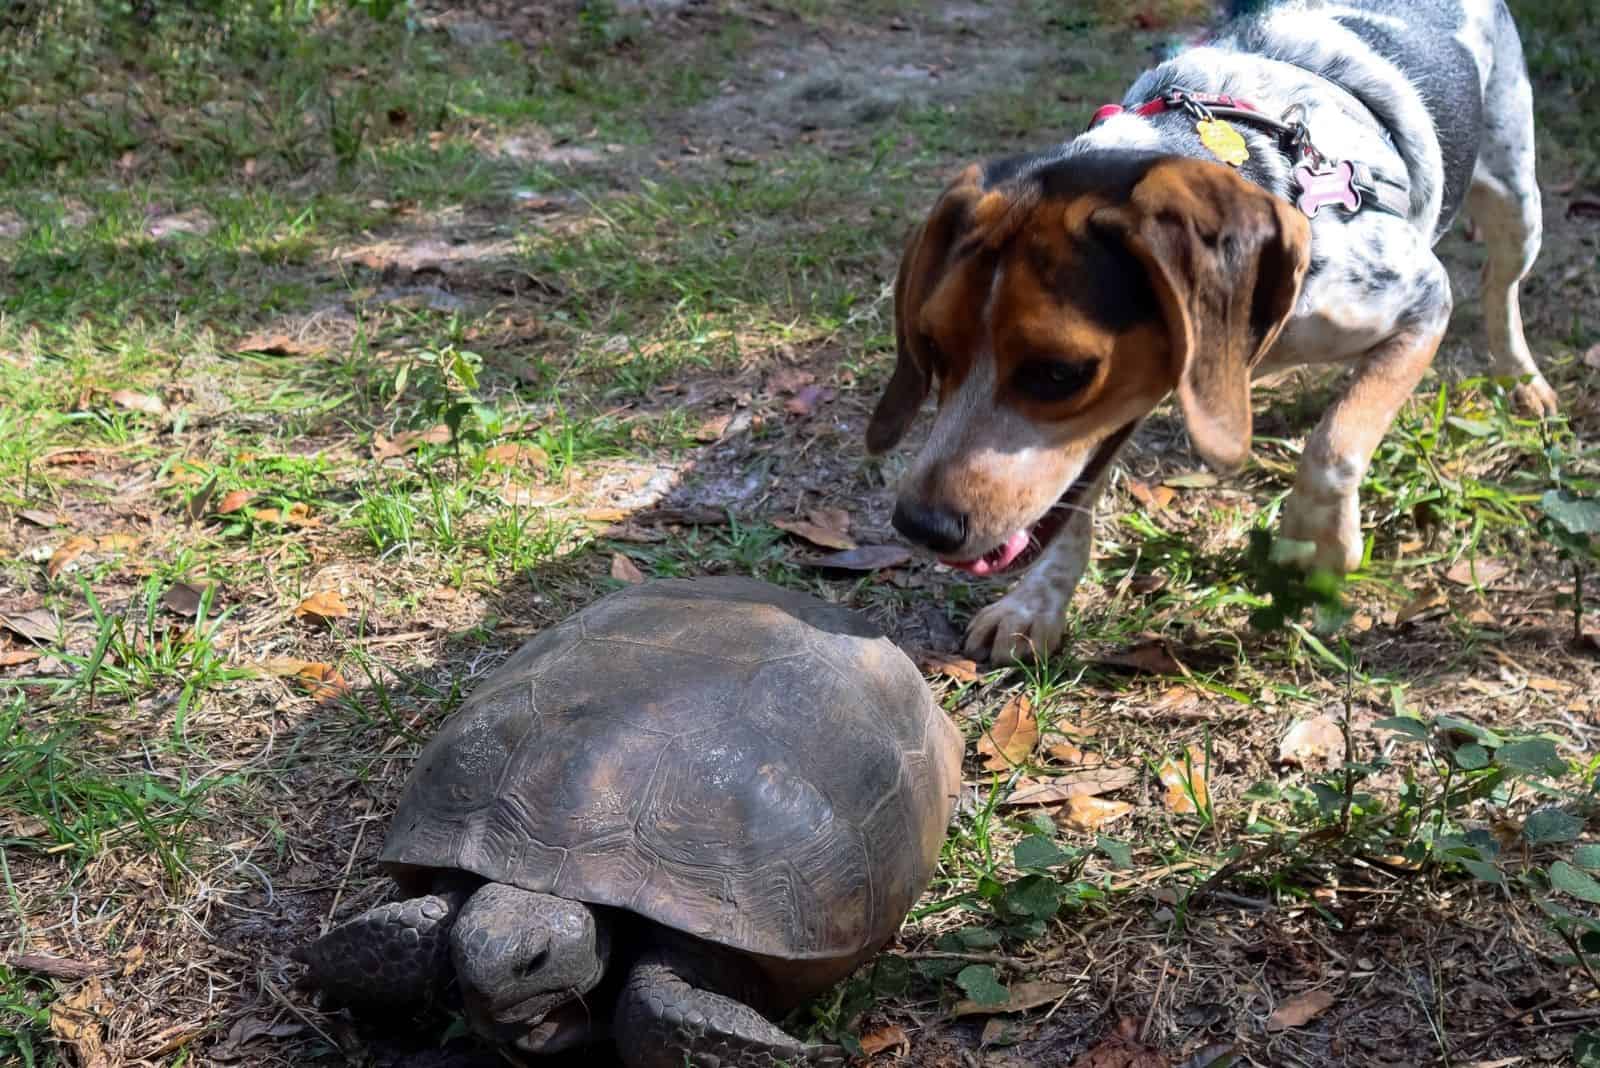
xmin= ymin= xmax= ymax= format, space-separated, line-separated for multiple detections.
xmin=868 ymin=0 xmax=1554 ymax=664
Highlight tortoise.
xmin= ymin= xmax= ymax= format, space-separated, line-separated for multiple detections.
xmin=294 ymin=576 xmax=962 ymax=1067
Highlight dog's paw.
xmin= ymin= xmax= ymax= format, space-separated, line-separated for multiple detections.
xmin=964 ymin=586 xmax=1068 ymax=665
xmin=1279 ymin=490 xmax=1363 ymax=573
xmin=1510 ymin=375 xmax=1559 ymax=419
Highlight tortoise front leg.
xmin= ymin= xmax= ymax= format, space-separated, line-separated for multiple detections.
xmin=292 ymin=883 xmax=471 ymax=1008
xmin=612 ymin=951 xmax=844 ymax=1068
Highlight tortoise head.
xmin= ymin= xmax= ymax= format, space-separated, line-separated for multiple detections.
xmin=450 ymin=884 xmax=611 ymax=1054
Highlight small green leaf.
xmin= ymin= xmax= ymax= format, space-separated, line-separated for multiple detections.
xmin=957 ymin=927 xmax=1002 ymax=949
xmin=1373 ymin=716 xmax=1428 ymax=742
xmin=1004 ymin=874 xmax=1063 ymax=920
xmin=955 ymin=964 xmax=1009 ymax=1006
xmin=1460 ymin=857 xmax=1505 ymax=887
xmin=1434 ymin=716 xmax=1503 ymax=746
xmin=1551 ymin=862 xmax=1600 ymax=904
xmin=1097 ymin=836 xmax=1134 ymax=870
xmin=1574 ymin=844 xmax=1600 ymax=870
xmin=1575 ymin=1031 xmax=1600 ymax=1068
xmin=1242 ymin=781 xmax=1281 ymax=802
xmin=1497 ymin=738 xmax=1564 ymax=776
xmin=1014 ymin=835 xmax=1071 ymax=871
xmin=1541 ymin=490 xmax=1600 ymax=535
xmin=1453 ymin=743 xmax=1490 ymax=770
xmin=1522 ymin=807 xmax=1583 ymax=845
xmin=1445 ymin=415 xmax=1494 ymax=437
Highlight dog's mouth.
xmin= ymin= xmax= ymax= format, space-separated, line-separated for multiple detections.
xmin=941 ymin=422 xmax=1137 ymax=578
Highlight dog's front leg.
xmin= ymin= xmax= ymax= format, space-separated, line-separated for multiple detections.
xmin=1279 ymin=294 xmax=1449 ymax=573
xmin=963 ymin=464 xmax=1116 ymax=665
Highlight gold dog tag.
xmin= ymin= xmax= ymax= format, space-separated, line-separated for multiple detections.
xmin=1197 ymin=119 xmax=1249 ymax=167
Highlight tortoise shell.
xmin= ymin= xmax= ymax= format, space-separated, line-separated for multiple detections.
xmin=381 ymin=577 xmax=961 ymax=990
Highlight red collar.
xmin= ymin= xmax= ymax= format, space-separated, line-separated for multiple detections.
xmin=1084 ymin=89 xmax=1411 ymax=219
xmin=1090 ymin=91 xmax=1260 ymax=128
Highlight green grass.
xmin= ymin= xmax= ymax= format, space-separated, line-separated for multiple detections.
xmin=4 ymin=0 xmax=1600 ymax=1065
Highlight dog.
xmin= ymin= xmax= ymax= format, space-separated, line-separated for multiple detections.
xmin=867 ymin=0 xmax=1555 ymax=664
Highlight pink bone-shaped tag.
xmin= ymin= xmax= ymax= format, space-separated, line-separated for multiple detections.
xmin=1294 ymin=159 xmax=1361 ymax=217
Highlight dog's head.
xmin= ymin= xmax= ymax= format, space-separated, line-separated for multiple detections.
xmin=868 ymin=152 xmax=1311 ymax=575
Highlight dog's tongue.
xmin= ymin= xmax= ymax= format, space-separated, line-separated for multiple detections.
xmin=942 ymin=529 xmax=1030 ymax=577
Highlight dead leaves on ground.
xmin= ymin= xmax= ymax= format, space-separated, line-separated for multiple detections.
xmin=49 ymin=977 xmax=111 ymax=1068
xmin=977 ymin=694 xmax=1038 ymax=770
xmin=772 ymin=507 xmax=855 ymax=551
xmin=108 ymin=389 xmax=166 ymax=416
xmin=1265 ymin=988 xmax=1337 ymax=1031
xmin=256 ymin=657 xmax=351 ymax=701
xmin=293 ymin=590 xmax=351 ymax=624
xmin=372 ymin=424 xmax=451 ymax=461
xmin=1158 ymin=744 xmax=1210 ymax=814
xmin=918 ymin=650 xmax=981 ymax=683
xmin=805 ymin=545 xmax=911 ymax=572
xmin=857 ymin=1023 xmax=911 ymax=1057
xmin=952 ymin=979 xmax=1071 ymax=1018
xmin=1278 ymin=714 xmax=1345 ymax=769
xmin=610 ymin=553 xmax=646 ymax=584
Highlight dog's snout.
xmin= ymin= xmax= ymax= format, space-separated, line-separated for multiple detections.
xmin=892 ymin=499 xmax=968 ymax=555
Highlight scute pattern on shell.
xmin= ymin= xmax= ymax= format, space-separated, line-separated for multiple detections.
xmin=381 ymin=577 xmax=961 ymax=982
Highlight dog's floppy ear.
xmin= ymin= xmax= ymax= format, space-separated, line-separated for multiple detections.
xmin=1092 ymin=160 xmax=1310 ymax=472
xmin=866 ymin=165 xmax=985 ymax=454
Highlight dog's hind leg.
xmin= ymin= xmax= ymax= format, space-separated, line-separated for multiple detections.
xmin=1468 ymin=6 xmax=1556 ymax=415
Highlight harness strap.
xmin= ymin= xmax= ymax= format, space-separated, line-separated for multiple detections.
xmin=1089 ymin=90 xmax=1411 ymax=220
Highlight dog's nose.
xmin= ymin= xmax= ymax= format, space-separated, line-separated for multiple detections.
xmin=892 ymin=499 xmax=968 ymax=555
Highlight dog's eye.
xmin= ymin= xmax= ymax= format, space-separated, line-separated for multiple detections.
xmin=1013 ymin=359 xmax=1097 ymax=404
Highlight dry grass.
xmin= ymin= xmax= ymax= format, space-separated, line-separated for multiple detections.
xmin=3 ymin=2 xmax=1600 ymax=1067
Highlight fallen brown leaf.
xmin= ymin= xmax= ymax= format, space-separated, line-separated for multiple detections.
xmin=1096 ymin=637 xmax=1187 ymax=676
xmin=161 ymin=581 xmax=216 ymax=617
xmin=1444 ymin=557 xmax=1510 ymax=587
xmin=217 ymin=489 xmax=252 ymax=514
xmin=772 ymin=517 xmax=856 ymax=551
xmin=109 ymin=389 xmax=165 ymax=416
xmin=186 ymin=475 xmax=219 ymax=523
xmin=1159 ymin=744 xmax=1210 ymax=814
xmin=784 ymin=384 xmax=834 ymax=416
xmin=43 ymin=449 xmax=101 ymax=466
xmin=1528 ymin=676 xmax=1574 ymax=693
xmin=282 ymin=502 xmax=320 ymax=528
xmin=1002 ymin=767 xmax=1138 ymax=807
xmin=294 ymin=590 xmax=351 ymax=623
xmin=95 ymin=532 xmax=140 ymax=552
xmin=1584 ymin=343 xmax=1600 ymax=371
xmin=857 ymin=1023 xmax=910 ymax=1057
xmin=483 ymin=442 xmax=550 ymax=468
xmin=806 ymin=545 xmax=911 ymax=572
xmin=917 ymin=650 xmax=980 ymax=683
xmin=1395 ymin=586 xmax=1448 ymax=623
xmin=767 ymin=367 xmax=815 ymax=395
xmin=977 ymin=694 xmax=1038 ymax=770
xmin=0 ymin=646 xmax=42 ymax=668
xmin=1062 ymin=794 xmax=1135 ymax=832
xmin=2 ymin=608 xmax=60 ymax=645
xmin=1278 ymin=714 xmax=1344 ymax=768
xmin=19 ymin=509 xmax=61 ymax=527
xmin=1266 ymin=988 xmax=1337 ymax=1031
xmin=1067 ymin=1035 xmax=1169 ymax=1067
xmin=1126 ymin=479 xmax=1175 ymax=511
xmin=49 ymin=977 xmax=110 ymax=1068
xmin=610 ymin=553 xmax=646 ymax=584
xmin=255 ymin=658 xmax=351 ymax=701
xmin=47 ymin=535 xmax=96 ymax=579
xmin=953 ymin=980 xmax=1072 ymax=1018
xmin=692 ymin=413 xmax=733 ymax=442
xmin=234 ymin=332 xmax=322 ymax=356
xmin=372 ymin=424 xmax=452 ymax=460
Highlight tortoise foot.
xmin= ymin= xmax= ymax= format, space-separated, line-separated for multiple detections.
xmin=613 ymin=952 xmax=845 ymax=1068
xmin=292 ymin=887 xmax=469 ymax=1008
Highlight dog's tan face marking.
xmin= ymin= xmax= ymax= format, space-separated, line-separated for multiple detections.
xmin=872 ymin=157 xmax=1310 ymax=564
xmin=899 ymin=193 xmax=1178 ymax=555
